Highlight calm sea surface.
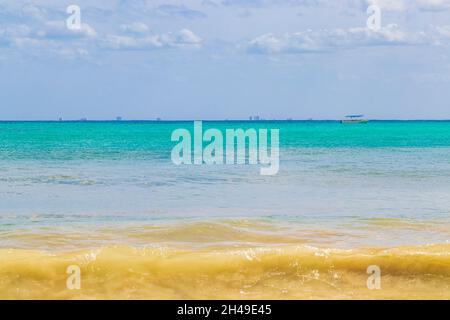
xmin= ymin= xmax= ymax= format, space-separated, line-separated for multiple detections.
xmin=1 ymin=121 xmax=449 ymax=248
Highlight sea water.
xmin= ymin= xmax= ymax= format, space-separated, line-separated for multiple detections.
xmin=0 ymin=121 xmax=449 ymax=299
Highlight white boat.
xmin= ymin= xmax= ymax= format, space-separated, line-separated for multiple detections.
xmin=341 ymin=115 xmax=369 ymax=124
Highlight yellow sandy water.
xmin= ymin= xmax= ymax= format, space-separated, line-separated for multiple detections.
xmin=0 ymin=220 xmax=449 ymax=300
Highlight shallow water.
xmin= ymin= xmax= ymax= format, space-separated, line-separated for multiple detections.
xmin=1 ymin=241 xmax=449 ymax=299
xmin=1 ymin=121 xmax=449 ymax=299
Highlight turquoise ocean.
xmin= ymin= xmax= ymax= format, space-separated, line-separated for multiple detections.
xmin=1 ymin=121 xmax=450 ymax=250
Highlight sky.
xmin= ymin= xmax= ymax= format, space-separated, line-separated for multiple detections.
xmin=1 ymin=0 xmax=450 ymax=120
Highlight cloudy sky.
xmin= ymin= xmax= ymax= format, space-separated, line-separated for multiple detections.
xmin=1 ymin=0 xmax=450 ymax=120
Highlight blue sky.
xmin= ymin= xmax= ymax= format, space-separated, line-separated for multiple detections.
xmin=1 ymin=0 xmax=450 ymax=120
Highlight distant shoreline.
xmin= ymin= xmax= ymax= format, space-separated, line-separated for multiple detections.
xmin=1 ymin=119 xmax=450 ymax=123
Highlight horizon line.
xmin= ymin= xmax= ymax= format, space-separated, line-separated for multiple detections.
xmin=1 ymin=119 xmax=450 ymax=122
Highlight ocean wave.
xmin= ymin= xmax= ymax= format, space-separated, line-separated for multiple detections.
xmin=0 ymin=244 xmax=449 ymax=299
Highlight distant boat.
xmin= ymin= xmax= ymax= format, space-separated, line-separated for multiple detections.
xmin=341 ymin=115 xmax=369 ymax=124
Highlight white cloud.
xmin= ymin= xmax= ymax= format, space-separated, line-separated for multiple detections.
xmin=176 ymin=29 xmax=203 ymax=45
xmin=2 ymin=0 xmax=450 ymax=60
xmin=21 ymin=4 xmax=48 ymax=20
xmin=363 ymin=0 xmax=450 ymax=12
xmin=36 ymin=21 xmax=97 ymax=39
xmin=102 ymin=29 xmax=202 ymax=50
xmin=416 ymin=0 xmax=450 ymax=11
xmin=0 ymin=25 xmax=93 ymax=60
xmin=0 ymin=19 xmax=96 ymax=60
xmin=435 ymin=25 xmax=450 ymax=37
xmin=363 ymin=0 xmax=409 ymax=11
xmin=156 ymin=4 xmax=207 ymax=19
xmin=248 ymin=24 xmax=429 ymax=54
xmin=120 ymin=22 xmax=150 ymax=35
xmin=0 ymin=24 xmax=35 ymax=48
xmin=221 ymin=0 xmax=324 ymax=7
xmin=0 ymin=20 xmax=96 ymax=51
xmin=0 ymin=24 xmax=31 ymax=39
